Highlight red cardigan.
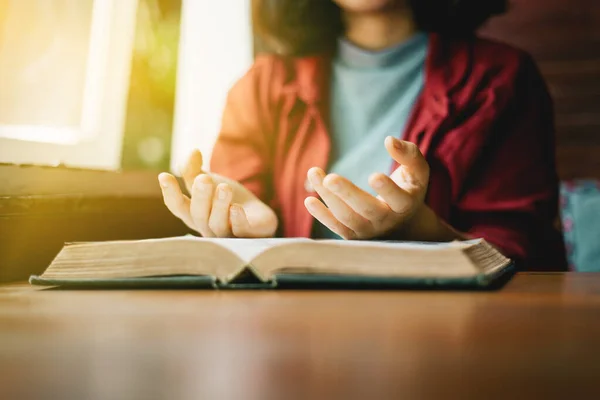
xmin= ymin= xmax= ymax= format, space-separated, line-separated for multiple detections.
xmin=211 ymin=34 xmax=567 ymax=271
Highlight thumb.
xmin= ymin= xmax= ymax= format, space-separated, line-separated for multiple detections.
xmin=384 ymin=136 xmax=429 ymax=186
xmin=181 ymin=149 xmax=204 ymax=193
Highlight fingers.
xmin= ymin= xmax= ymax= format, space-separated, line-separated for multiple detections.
xmin=230 ymin=203 xmax=273 ymax=238
xmin=307 ymin=168 xmax=371 ymax=234
xmin=208 ymin=183 xmax=233 ymax=237
xmin=182 ymin=149 xmax=204 ymax=194
xmin=158 ymin=173 xmax=196 ymax=230
xmin=234 ymin=201 xmax=279 ymax=238
xmin=369 ymin=173 xmax=414 ymax=215
xmin=230 ymin=204 xmax=251 ymax=237
xmin=304 ymin=197 xmax=355 ymax=239
xmin=322 ymin=173 xmax=388 ymax=223
xmin=384 ymin=137 xmax=429 ymax=187
xmin=190 ymin=174 xmax=216 ymax=237
xmin=162 ymin=161 xmax=276 ymax=238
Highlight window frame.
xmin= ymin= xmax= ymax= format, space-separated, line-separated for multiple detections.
xmin=0 ymin=0 xmax=139 ymax=170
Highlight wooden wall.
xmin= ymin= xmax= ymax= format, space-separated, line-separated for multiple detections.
xmin=481 ymin=0 xmax=600 ymax=180
xmin=0 ymin=166 xmax=189 ymax=283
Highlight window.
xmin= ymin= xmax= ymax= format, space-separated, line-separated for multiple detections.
xmin=0 ymin=0 xmax=253 ymax=172
xmin=0 ymin=0 xmax=139 ymax=170
xmin=170 ymin=0 xmax=253 ymax=171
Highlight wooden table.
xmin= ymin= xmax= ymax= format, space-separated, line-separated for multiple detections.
xmin=1 ymin=273 xmax=600 ymax=400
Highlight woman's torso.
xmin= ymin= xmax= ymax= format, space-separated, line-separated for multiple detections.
xmin=210 ymin=34 xmax=567 ymax=270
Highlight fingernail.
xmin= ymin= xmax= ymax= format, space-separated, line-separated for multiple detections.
xmin=308 ymin=169 xmax=323 ymax=185
xmin=372 ymin=177 xmax=385 ymax=189
xmin=304 ymin=197 xmax=316 ymax=210
xmin=230 ymin=205 xmax=239 ymax=216
xmin=194 ymin=174 xmax=211 ymax=189
xmin=158 ymin=174 xmax=169 ymax=189
xmin=326 ymin=177 xmax=340 ymax=191
xmin=217 ymin=187 xmax=228 ymax=200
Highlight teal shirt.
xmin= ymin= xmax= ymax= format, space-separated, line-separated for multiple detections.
xmin=312 ymin=33 xmax=428 ymax=239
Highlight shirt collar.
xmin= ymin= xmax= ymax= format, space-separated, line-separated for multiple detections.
xmin=335 ymin=32 xmax=428 ymax=69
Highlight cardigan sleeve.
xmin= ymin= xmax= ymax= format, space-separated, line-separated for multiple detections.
xmin=209 ymin=55 xmax=282 ymax=206
xmin=452 ymin=54 xmax=565 ymax=270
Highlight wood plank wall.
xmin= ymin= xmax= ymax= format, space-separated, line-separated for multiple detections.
xmin=0 ymin=166 xmax=189 ymax=283
xmin=481 ymin=0 xmax=600 ymax=180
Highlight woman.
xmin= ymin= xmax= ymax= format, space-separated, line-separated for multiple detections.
xmin=158 ymin=0 xmax=566 ymax=270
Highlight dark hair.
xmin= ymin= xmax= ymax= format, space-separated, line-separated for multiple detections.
xmin=253 ymin=0 xmax=507 ymax=56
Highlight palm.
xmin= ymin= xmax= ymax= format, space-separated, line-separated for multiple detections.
xmin=159 ymin=150 xmax=277 ymax=238
xmin=304 ymin=136 xmax=430 ymax=240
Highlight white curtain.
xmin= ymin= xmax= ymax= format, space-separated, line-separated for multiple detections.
xmin=171 ymin=0 xmax=253 ymax=172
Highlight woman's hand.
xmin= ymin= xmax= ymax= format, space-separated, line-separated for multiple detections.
xmin=158 ymin=149 xmax=278 ymax=238
xmin=305 ymin=136 xmax=460 ymax=241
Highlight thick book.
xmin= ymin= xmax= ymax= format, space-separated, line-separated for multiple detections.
xmin=29 ymin=237 xmax=514 ymax=290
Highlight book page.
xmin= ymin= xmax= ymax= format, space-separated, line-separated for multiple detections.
xmin=250 ymin=239 xmax=504 ymax=281
xmin=210 ymin=238 xmax=312 ymax=264
xmin=311 ymin=239 xmax=481 ymax=250
xmin=39 ymin=236 xmax=247 ymax=280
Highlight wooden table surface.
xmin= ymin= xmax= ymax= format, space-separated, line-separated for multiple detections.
xmin=1 ymin=272 xmax=600 ymax=400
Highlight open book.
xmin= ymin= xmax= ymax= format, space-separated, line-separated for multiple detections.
xmin=30 ymin=237 xmax=513 ymax=289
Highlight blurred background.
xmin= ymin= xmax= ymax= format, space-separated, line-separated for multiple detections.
xmin=121 ymin=0 xmax=181 ymax=171
xmin=0 ymin=0 xmax=599 ymax=281
xmin=0 ymin=0 xmax=251 ymax=170
xmin=1 ymin=0 xmax=598 ymax=176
